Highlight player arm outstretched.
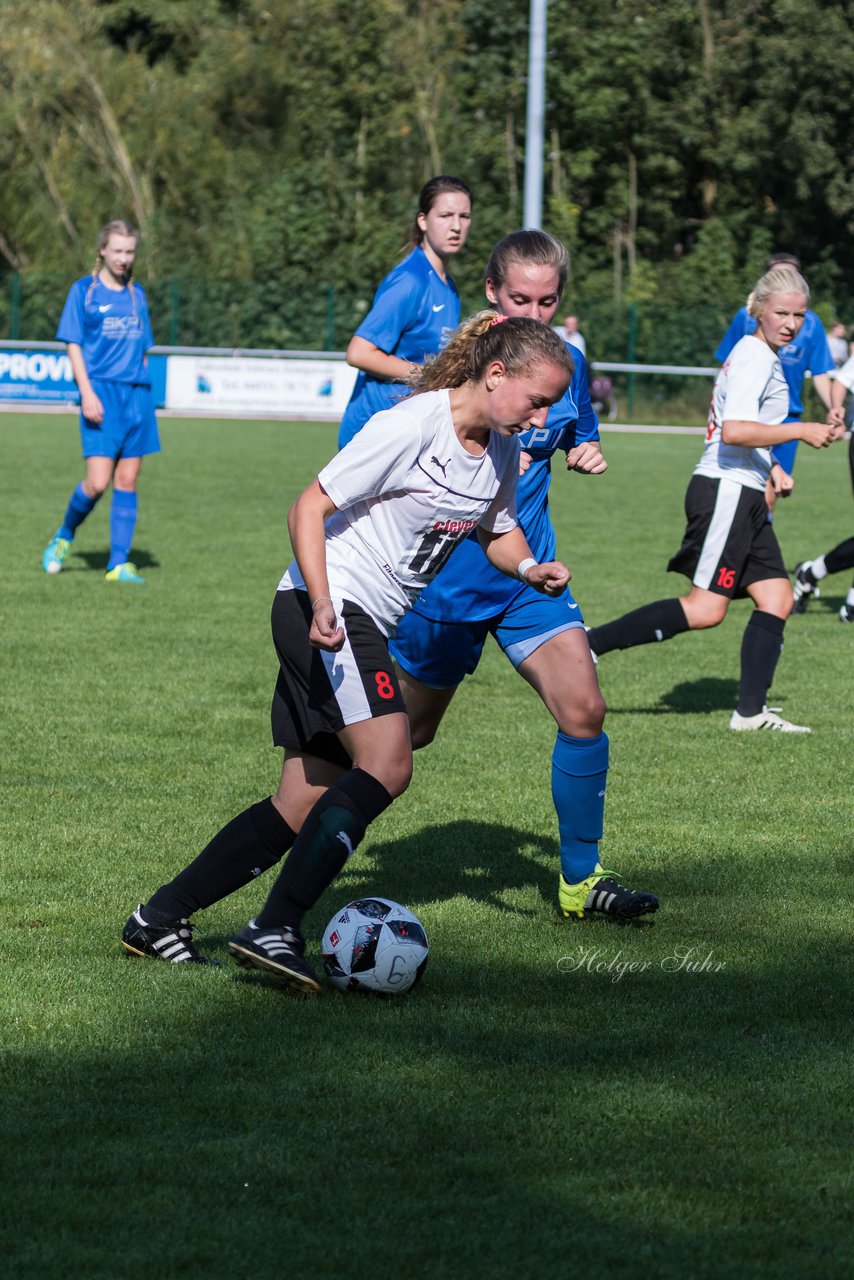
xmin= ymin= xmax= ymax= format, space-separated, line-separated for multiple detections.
xmin=287 ymin=479 xmax=345 ymax=652
xmin=722 ymin=418 xmax=835 ymax=449
xmin=476 ymin=525 xmax=570 ymax=596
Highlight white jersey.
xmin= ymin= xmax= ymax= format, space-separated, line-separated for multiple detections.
xmin=832 ymin=353 xmax=854 ymax=393
xmin=696 ymin=335 xmax=789 ymax=492
xmin=279 ymin=389 xmax=520 ymax=635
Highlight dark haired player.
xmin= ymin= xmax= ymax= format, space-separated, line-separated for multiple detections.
xmin=338 ymin=175 xmax=472 ymax=448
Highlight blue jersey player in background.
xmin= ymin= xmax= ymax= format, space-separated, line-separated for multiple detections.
xmin=716 ymin=251 xmax=835 ymax=483
xmin=389 ymin=231 xmax=659 ymax=922
xmin=337 ymin=176 xmax=472 ymax=449
xmin=42 ymin=219 xmax=159 ymax=583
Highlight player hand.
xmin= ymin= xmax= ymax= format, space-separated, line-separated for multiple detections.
xmin=519 ymin=450 xmax=533 ymax=475
xmin=769 ymin=464 xmax=794 ymax=499
xmin=81 ymin=389 xmax=104 ymax=424
xmin=566 ymin=442 xmax=607 ymax=474
xmin=309 ymin=600 xmax=345 ymax=651
xmin=526 ymin=560 xmax=571 ymax=596
xmin=800 ymin=421 xmax=835 ymax=448
xmin=827 ymin=406 xmax=846 ymax=432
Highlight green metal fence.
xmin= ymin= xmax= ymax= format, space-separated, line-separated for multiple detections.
xmin=1 ymin=269 xmax=738 ymax=419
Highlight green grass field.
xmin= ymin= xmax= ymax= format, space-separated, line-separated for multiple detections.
xmin=1 ymin=412 xmax=851 ymax=1279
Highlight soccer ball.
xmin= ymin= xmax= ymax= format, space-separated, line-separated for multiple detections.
xmin=321 ymin=898 xmax=429 ymax=995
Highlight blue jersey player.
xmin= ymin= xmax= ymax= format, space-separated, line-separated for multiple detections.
xmin=391 ymin=231 xmax=659 ymax=922
xmin=338 ymin=176 xmax=472 ymax=449
xmin=716 ymin=252 xmax=835 ymax=479
xmin=42 ymin=220 xmax=159 ymax=583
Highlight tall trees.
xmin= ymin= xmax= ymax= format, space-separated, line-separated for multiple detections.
xmin=1 ymin=0 xmax=850 ymax=344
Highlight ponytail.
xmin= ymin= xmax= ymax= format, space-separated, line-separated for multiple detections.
xmin=413 ymin=311 xmax=574 ymax=393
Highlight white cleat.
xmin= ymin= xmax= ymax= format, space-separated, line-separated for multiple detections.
xmin=729 ymin=707 xmax=811 ymax=734
xmin=584 ymin=626 xmax=599 ymax=665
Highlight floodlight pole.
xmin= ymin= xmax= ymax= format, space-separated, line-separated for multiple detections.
xmin=523 ymin=0 xmax=547 ymax=230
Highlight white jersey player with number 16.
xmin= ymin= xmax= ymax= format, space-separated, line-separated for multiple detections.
xmin=585 ymin=265 xmax=835 ymax=734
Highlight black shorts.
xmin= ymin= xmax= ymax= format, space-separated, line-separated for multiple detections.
xmin=667 ymin=475 xmax=786 ymax=599
xmin=270 ymin=589 xmax=406 ymax=768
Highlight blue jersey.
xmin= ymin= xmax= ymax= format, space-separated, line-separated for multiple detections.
xmin=411 ymin=349 xmax=600 ymax=622
xmin=715 ymin=308 xmax=833 ymax=419
xmin=57 ymin=276 xmax=154 ymax=385
xmin=338 ymin=247 xmax=460 ymax=447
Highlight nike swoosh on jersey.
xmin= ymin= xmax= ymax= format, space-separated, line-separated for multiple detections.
xmin=99 ymin=305 xmax=112 ymax=312
xmin=432 ymin=304 xmax=445 ymax=312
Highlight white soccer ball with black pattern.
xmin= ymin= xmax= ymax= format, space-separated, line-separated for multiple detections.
xmin=321 ymin=898 xmax=429 ymax=995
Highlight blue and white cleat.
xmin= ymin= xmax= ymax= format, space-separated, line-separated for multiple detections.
xmin=42 ymin=534 xmax=71 ymax=575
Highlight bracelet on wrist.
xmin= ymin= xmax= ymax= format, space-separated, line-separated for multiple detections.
xmin=311 ymin=595 xmax=333 ymax=611
xmin=517 ymin=557 xmax=537 ymax=583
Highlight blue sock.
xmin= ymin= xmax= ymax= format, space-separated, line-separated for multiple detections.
xmin=551 ymin=731 xmax=609 ymax=884
xmin=58 ymin=484 xmax=98 ymax=541
xmin=108 ymin=489 xmax=138 ymax=570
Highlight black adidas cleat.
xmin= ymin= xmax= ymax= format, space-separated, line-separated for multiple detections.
xmin=559 ymin=864 xmax=660 ymax=920
xmin=840 ymin=604 xmax=854 ymax=623
xmin=122 ymin=906 xmax=220 ymax=964
xmin=228 ymin=920 xmax=321 ymax=996
xmin=792 ymin=562 xmax=819 ymax=614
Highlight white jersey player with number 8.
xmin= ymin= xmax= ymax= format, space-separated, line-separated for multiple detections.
xmin=123 ymin=313 xmax=574 ymax=992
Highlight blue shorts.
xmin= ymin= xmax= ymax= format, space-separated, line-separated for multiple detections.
xmin=390 ymin=584 xmax=585 ymax=690
xmin=770 ymin=418 xmax=800 ymax=476
xmin=80 ymin=380 xmax=160 ymax=460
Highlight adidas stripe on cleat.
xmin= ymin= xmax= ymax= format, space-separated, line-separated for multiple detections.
xmin=228 ymin=920 xmax=321 ymax=996
xmin=791 ymin=561 xmax=820 ymax=614
xmin=729 ymin=707 xmax=811 ymax=733
xmin=559 ymin=863 xmax=660 ymax=920
xmin=122 ymin=906 xmax=220 ymax=964
xmin=584 ymin=626 xmax=599 ymax=665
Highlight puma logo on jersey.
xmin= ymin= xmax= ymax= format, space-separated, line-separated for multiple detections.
xmin=432 ymin=303 xmax=445 ymax=312
xmin=430 ymin=455 xmax=451 ymax=477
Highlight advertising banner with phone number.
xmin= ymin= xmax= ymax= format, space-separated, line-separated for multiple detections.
xmin=164 ymin=355 xmax=357 ymax=418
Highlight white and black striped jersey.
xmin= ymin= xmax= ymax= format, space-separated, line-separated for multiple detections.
xmin=279 ymin=389 xmax=519 ymax=635
xmin=696 ymin=335 xmax=789 ymax=492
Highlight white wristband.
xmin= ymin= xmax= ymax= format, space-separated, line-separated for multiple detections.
xmin=517 ymin=557 xmax=537 ymax=583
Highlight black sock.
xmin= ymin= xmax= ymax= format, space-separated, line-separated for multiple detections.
xmin=255 ymin=769 xmax=393 ymax=930
xmin=825 ymin=538 xmax=854 ymax=575
xmin=144 ymin=799 xmax=296 ymax=922
xmin=587 ymin=598 xmax=689 ymax=655
xmin=737 ymin=611 xmax=785 ymax=716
